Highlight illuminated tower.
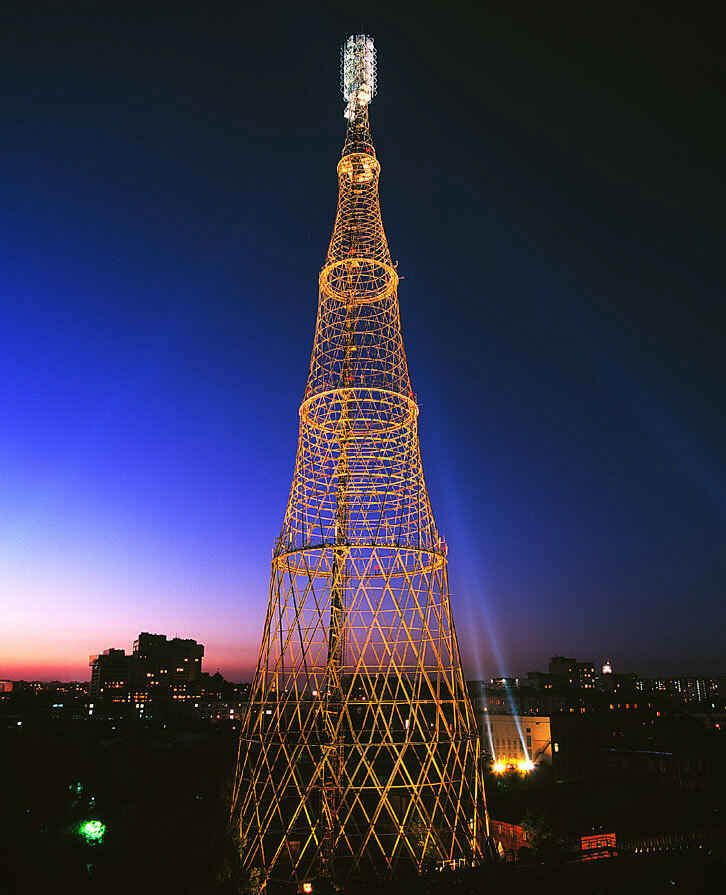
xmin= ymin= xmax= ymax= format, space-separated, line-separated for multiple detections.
xmin=232 ymin=34 xmax=488 ymax=889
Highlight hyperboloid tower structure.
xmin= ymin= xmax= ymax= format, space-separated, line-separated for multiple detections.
xmin=232 ymin=34 xmax=488 ymax=889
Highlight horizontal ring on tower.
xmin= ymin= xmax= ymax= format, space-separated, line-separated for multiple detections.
xmin=319 ymin=258 xmax=398 ymax=304
xmin=300 ymin=386 xmax=418 ymax=432
xmin=337 ymin=152 xmax=380 ymax=182
xmin=272 ymin=544 xmax=447 ymax=574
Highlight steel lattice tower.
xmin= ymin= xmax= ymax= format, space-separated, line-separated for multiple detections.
xmin=232 ymin=34 xmax=489 ymax=889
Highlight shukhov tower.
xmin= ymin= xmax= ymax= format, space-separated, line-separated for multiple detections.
xmin=232 ymin=35 xmax=488 ymax=889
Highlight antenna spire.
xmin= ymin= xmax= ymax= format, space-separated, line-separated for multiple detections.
xmin=341 ymin=34 xmax=377 ymax=121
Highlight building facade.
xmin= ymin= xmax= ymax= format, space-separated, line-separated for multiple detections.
xmin=89 ymin=632 xmax=205 ymax=714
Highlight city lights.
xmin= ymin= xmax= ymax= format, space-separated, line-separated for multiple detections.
xmin=492 ymin=758 xmax=534 ymax=774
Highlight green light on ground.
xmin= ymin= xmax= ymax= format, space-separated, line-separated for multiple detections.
xmin=77 ymin=820 xmax=106 ymax=843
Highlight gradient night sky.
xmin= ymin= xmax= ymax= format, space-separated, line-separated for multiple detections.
xmin=2 ymin=2 xmax=724 ymax=682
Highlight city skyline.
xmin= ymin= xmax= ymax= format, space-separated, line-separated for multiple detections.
xmin=2 ymin=4 xmax=724 ymax=683
xmin=5 ymin=636 xmax=724 ymax=687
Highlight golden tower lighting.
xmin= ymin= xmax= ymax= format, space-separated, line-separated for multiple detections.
xmin=232 ymin=33 xmax=489 ymax=888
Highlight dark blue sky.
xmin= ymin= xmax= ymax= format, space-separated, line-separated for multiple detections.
xmin=2 ymin=1 xmax=724 ymax=680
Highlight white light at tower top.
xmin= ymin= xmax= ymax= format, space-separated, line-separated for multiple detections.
xmin=341 ymin=34 xmax=377 ymax=121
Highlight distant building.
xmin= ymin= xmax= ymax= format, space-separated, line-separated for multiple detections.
xmin=489 ymin=677 xmax=520 ymax=689
xmin=519 ymin=671 xmax=554 ymax=690
xmin=548 ymin=656 xmax=596 ymax=690
xmin=130 ymin=632 xmax=204 ymax=707
xmin=638 ymin=677 xmax=719 ymax=704
xmin=490 ymin=819 xmax=616 ymax=862
xmin=89 ymin=648 xmax=130 ymax=705
xmin=597 ymin=672 xmax=638 ymax=694
xmin=483 ymin=714 xmax=553 ymax=767
xmin=602 ymin=747 xmax=712 ymax=793
xmin=580 ymin=832 xmax=617 ymax=860
xmin=490 ymin=820 xmax=530 ymax=861
xmin=689 ymin=709 xmax=725 ymax=733
xmin=89 ymin=633 xmax=204 ymax=714
xmin=468 ymin=679 xmax=581 ymax=717
xmin=479 ymin=712 xmax=599 ymax=782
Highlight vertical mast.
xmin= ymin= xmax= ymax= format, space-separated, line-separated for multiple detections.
xmin=320 ymin=33 xmax=378 ymax=878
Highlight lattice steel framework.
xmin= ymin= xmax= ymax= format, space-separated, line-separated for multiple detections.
xmin=232 ymin=34 xmax=488 ymax=890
